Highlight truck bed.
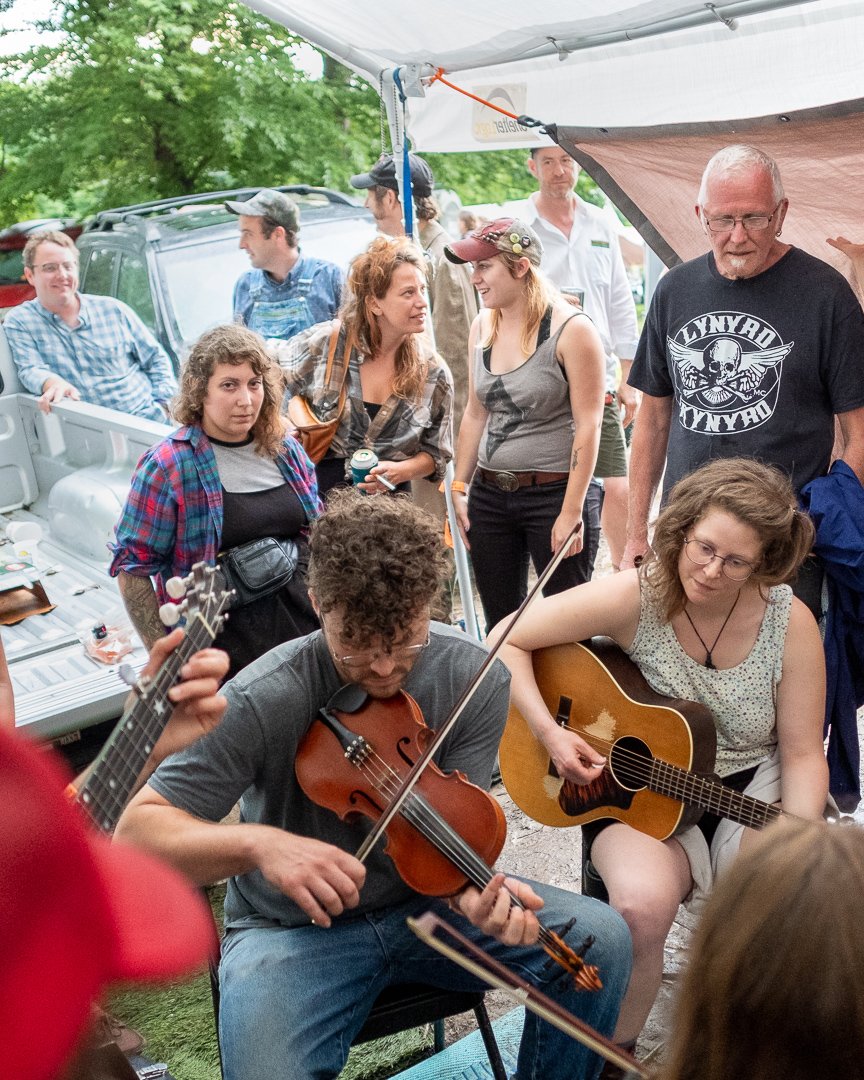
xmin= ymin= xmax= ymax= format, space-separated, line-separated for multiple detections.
xmin=0 ymin=388 xmax=169 ymax=742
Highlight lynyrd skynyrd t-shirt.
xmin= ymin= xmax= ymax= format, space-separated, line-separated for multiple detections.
xmin=630 ymin=247 xmax=864 ymax=498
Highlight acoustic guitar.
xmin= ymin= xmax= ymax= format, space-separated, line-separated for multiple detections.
xmin=500 ymin=638 xmax=784 ymax=842
xmin=73 ymin=563 xmax=232 ymax=833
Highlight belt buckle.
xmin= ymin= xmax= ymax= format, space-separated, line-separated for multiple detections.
xmin=493 ymin=470 xmax=520 ymax=492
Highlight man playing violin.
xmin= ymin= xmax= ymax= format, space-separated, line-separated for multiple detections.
xmin=116 ymin=489 xmax=631 ymax=1080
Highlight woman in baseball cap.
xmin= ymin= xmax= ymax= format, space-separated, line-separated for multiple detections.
xmin=0 ymin=727 xmax=215 ymax=1080
xmin=444 ymin=217 xmax=607 ymax=630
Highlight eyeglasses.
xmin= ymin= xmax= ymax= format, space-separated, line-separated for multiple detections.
xmin=30 ymin=261 xmax=78 ymax=274
xmin=683 ymin=538 xmax=757 ymax=581
xmin=701 ymin=203 xmax=782 ymax=235
xmin=332 ymin=633 xmax=430 ymax=670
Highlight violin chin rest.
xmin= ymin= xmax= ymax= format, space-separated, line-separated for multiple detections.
xmin=327 ymin=683 xmax=369 ymax=713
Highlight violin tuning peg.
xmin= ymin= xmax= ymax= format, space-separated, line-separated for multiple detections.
xmin=165 ymin=575 xmax=187 ymax=599
xmin=557 ymin=917 xmax=577 ymax=940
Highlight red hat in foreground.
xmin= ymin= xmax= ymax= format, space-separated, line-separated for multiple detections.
xmin=0 ymin=728 xmax=216 ymax=1080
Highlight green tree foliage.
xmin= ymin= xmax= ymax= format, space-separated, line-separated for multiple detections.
xmin=0 ymin=0 xmax=605 ymax=222
xmin=427 ymin=148 xmax=603 ymax=208
xmin=0 ymin=0 xmax=381 ymax=216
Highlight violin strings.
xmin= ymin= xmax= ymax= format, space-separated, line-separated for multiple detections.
xmin=351 ymin=748 xmax=581 ymax=962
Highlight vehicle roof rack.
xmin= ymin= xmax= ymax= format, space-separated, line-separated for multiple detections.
xmin=83 ymin=185 xmax=355 ymax=232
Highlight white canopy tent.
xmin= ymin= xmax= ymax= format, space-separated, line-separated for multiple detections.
xmin=243 ymin=1 xmax=864 ymax=635
xmin=246 ymin=0 xmax=864 ymax=276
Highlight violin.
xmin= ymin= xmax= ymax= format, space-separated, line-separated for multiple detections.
xmin=294 ymin=682 xmax=602 ymax=991
xmin=409 ymin=911 xmax=647 ymax=1078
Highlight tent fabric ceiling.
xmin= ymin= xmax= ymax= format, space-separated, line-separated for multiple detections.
xmin=247 ymin=2 xmax=802 ymax=71
xmin=246 ymin=0 xmax=864 ymax=281
xmin=556 ymin=102 xmax=864 ymax=280
xmin=248 ymin=1 xmax=864 ymax=145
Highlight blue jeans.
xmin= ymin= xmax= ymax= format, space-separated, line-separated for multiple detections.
xmin=218 ymin=882 xmax=631 ymax=1080
xmin=468 ymin=477 xmax=603 ymax=631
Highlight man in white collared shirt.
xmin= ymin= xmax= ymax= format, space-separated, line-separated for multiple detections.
xmin=518 ymin=145 xmax=640 ymax=571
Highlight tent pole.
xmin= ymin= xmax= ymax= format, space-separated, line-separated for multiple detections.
xmin=381 ymin=67 xmax=482 ymax=641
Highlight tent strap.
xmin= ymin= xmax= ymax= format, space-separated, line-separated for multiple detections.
xmin=427 ymin=68 xmax=547 ymax=130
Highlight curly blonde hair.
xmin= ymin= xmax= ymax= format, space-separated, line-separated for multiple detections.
xmin=173 ymin=324 xmax=287 ymax=457
xmin=340 ymin=236 xmax=430 ymax=401
xmin=641 ymin=457 xmax=814 ymax=618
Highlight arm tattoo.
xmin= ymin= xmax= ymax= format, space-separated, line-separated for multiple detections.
xmin=119 ymin=571 xmax=165 ymax=651
xmin=570 ymin=446 xmax=580 ymax=470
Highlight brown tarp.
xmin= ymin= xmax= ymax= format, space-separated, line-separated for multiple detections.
xmin=554 ymin=97 xmax=864 ymax=297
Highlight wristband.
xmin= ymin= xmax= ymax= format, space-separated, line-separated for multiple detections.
xmin=440 ymin=480 xmax=469 ymax=495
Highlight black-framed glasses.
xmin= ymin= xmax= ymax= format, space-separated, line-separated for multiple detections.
xmin=683 ymin=538 xmax=757 ymax=581
xmin=702 ymin=203 xmax=782 ymax=235
xmin=331 ymin=633 xmax=430 ymax=670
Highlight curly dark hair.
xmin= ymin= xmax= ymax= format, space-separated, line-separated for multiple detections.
xmin=173 ymin=324 xmax=287 ymax=456
xmin=307 ymin=488 xmax=446 ymax=647
xmin=641 ymin=457 xmax=815 ymax=618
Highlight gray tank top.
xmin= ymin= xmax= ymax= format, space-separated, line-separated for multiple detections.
xmin=473 ymin=311 xmax=585 ymax=472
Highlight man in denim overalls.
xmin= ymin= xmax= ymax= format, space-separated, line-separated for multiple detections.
xmin=227 ymin=188 xmax=344 ymax=343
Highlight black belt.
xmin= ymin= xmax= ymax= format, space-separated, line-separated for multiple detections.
xmin=477 ymin=468 xmax=569 ymax=493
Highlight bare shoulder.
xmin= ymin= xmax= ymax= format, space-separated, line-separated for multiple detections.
xmin=553 ymin=303 xmax=604 ymax=354
xmin=509 ymin=569 xmax=643 ymax=651
xmin=601 ymin=569 xmax=645 ymax=646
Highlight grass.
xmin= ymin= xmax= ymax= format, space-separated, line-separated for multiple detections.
xmin=108 ymin=884 xmax=434 ymax=1080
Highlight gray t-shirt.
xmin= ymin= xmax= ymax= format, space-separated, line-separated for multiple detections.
xmin=148 ymin=623 xmax=510 ymax=929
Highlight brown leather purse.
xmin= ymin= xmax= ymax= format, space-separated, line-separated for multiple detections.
xmin=286 ymin=322 xmax=350 ymax=463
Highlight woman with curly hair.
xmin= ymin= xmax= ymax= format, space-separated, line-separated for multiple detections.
xmin=490 ymin=456 xmax=828 ymax=1068
xmin=111 ymin=323 xmax=321 ymax=677
xmin=275 ymin=235 xmax=454 ymax=496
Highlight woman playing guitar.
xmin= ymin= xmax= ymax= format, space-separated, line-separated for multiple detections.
xmin=491 ymin=457 xmax=829 ymax=1067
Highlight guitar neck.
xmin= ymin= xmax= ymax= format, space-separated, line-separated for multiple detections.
xmin=76 ymin=615 xmax=211 ymax=833
xmin=650 ymin=759 xmax=783 ymax=830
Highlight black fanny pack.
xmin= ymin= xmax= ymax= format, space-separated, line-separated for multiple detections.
xmin=219 ymin=536 xmax=299 ymax=608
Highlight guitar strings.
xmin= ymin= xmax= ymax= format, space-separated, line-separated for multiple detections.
xmin=554 ymin=724 xmax=783 ymax=828
xmin=82 ymin=586 xmax=229 ymax=828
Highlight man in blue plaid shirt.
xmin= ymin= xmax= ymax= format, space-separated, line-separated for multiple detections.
xmin=4 ymin=231 xmax=177 ymax=421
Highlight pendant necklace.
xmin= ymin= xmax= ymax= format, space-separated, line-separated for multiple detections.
xmin=683 ymin=589 xmax=742 ymax=669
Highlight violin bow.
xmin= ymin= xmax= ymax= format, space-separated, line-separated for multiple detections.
xmin=355 ymin=518 xmax=583 ymax=863
xmin=408 ymin=911 xmax=648 ymax=1078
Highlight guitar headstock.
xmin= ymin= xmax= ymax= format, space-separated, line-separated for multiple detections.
xmin=159 ymin=563 xmax=234 ymax=637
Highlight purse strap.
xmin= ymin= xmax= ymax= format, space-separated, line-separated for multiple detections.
xmin=324 ymin=319 xmax=353 ymax=411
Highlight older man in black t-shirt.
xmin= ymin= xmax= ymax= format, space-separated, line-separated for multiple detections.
xmin=624 ymin=144 xmax=864 ymax=614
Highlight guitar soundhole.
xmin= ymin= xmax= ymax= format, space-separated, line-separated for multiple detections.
xmin=608 ymin=736 xmax=652 ymax=793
